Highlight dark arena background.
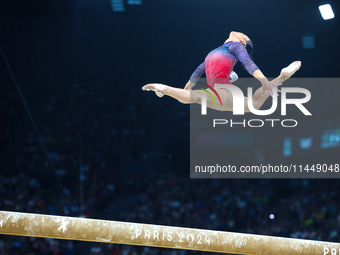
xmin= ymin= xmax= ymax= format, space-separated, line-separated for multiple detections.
xmin=0 ymin=0 xmax=340 ymax=254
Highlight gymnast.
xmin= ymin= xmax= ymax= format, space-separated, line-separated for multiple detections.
xmin=142 ymin=31 xmax=301 ymax=112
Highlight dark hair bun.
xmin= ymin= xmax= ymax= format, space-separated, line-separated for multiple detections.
xmin=246 ymin=40 xmax=253 ymax=58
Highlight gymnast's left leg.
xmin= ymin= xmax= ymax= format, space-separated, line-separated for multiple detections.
xmin=142 ymin=83 xmax=212 ymax=105
xmin=142 ymin=83 xmax=232 ymax=111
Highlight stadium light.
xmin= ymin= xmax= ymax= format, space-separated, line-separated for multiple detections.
xmin=302 ymin=36 xmax=315 ymax=49
xmin=299 ymin=137 xmax=313 ymax=150
xmin=318 ymin=4 xmax=335 ymax=20
xmin=111 ymin=0 xmax=124 ymax=12
xmin=283 ymin=137 xmax=292 ymax=157
xmin=128 ymin=0 xmax=142 ymax=5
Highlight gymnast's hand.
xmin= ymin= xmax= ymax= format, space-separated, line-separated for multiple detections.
xmin=261 ymin=80 xmax=275 ymax=97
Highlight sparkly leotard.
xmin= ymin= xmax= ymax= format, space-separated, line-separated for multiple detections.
xmin=190 ymin=41 xmax=259 ymax=87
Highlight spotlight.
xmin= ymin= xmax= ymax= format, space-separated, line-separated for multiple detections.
xmin=299 ymin=137 xmax=313 ymax=150
xmin=302 ymin=36 xmax=315 ymax=49
xmin=318 ymin=4 xmax=335 ymax=20
xmin=283 ymin=137 xmax=292 ymax=157
xmin=128 ymin=0 xmax=142 ymax=4
xmin=111 ymin=0 xmax=124 ymax=12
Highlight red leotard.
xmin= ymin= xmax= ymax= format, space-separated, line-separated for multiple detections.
xmin=190 ymin=41 xmax=259 ymax=88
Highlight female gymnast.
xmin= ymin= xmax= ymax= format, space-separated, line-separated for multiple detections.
xmin=142 ymin=31 xmax=301 ymax=112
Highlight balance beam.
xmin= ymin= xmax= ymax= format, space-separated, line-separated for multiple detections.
xmin=0 ymin=210 xmax=339 ymax=254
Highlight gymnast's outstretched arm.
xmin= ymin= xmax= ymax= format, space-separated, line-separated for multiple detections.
xmin=229 ymin=42 xmax=277 ymax=96
xmin=248 ymin=61 xmax=302 ymax=110
xmin=184 ymin=62 xmax=205 ymax=90
xmin=184 ymin=80 xmax=195 ymax=90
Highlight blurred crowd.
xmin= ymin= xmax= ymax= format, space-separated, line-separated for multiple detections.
xmin=89 ymin=177 xmax=340 ymax=255
xmin=0 ymin=170 xmax=115 ymax=255
xmin=1 ymin=81 xmax=157 ymax=178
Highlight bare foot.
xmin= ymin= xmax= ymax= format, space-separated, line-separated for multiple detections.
xmin=142 ymin=83 xmax=166 ymax=97
xmin=279 ymin=61 xmax=302 ymax=81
